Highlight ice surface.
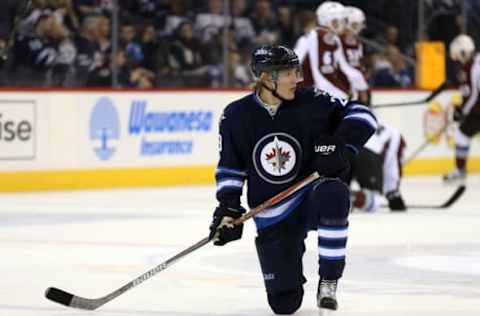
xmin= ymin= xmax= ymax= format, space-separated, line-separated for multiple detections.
xmin=1 ymin=176 xmax=479 ymax=315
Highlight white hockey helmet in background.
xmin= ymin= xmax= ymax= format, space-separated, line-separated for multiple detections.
xmin=449 ymin=34 xmax=475 ymax=64
xmin=345 ymin=6 xmax=365 ymax=34
xmin=316 ymin=1 xmax=346 ymax=34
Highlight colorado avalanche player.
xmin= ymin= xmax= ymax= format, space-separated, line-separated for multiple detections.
xmin=294 ymin=1 xmax=369 ymax=100
xmin=208 ymin=45 xmax=376 ymax=313
xmin=443 ymin=34 xmax=480 ymax=183
xmin=340 ymin=6 xmax=407 ymax=212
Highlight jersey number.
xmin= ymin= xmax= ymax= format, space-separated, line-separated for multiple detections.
xmin=346 ymin=48 xmax=362 ymax=67
xmin=320 ymin=51 xmax=335 ymax=74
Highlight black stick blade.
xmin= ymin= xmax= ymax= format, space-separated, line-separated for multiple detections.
xmin=380 ymin=185 xmax=466 ymax=210
xmin=45 ymin=287 xmax=74 ymax=306
xmin=407 ymin=185 xmax=466 ymax=209
xmin=440 ymin=185 xmax=465 ymax=208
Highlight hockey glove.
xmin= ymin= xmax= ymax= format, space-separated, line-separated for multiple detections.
xmin=209 ymin=204 xmax=246 ymax=246
xmin=386 ymin=190 xmax=407 ymax=211
xmin=311 ymin=136 xmax=353 ymax=178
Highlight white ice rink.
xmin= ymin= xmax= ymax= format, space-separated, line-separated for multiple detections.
xmin=2 ymin=176 xmax=480 ymax=316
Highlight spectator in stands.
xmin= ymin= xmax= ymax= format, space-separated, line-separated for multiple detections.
xmin=73 ymin=15 xmax=102 ymax=86
xmin=194 ymin=0 xmax=227 ymax=45
xmin=226 ymin=50 xmax=251 ymax=87
xmin=120 ymin=22 xmax=144 ymax=66
xmin=251 ymin=0 xmax=278 ymax=45
xmin=51 ymin=36 xmax=76 ymax=86
xmin=168 ymin=21 xmax=209 ymax=86
xmin=46 ymin=1 xmax=76 ymax=86
xmin=82 ymin=14 xmax=111 ymax=87
xmin=113 ymin=48 xmax=131 ymax=86
xmin=51 ymin=0 xmax=80 ymax=31
xmin=231 ymin=0 xmax=255 ymax=48
xmin=12 ymin=14 xmax=69 ymax=86
xmin=277 ymin=6 xmax=295 ymax=48
xmin=371 ymin=45 xmax=413 ymax=87
xmin=159 ymin=0 xmax=191 ymax=37
xmin=87 ymin=48 xmax=129 ymax=87
xmin=129 ymin=67 xmax=155 ymax=88
xmin=18 ymin=0 xmax=52 ymax=35
xmin=97 ymin=15 xmax=110 ymax=53
xmin=374 ymin=24 xmax=405 ymax=52
xmin=140 ymin=24 xmax=158 ymax=72
xmin=232 ymin=0 xmax=249 ymax=18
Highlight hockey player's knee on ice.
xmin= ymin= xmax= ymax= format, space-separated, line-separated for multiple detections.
xmin=255 ymin=222 xmax=306 ymax=314
xmin=309 ymin=179 xmax=350 ymax=224
xmin=267 ymin=287 xmax=304 ymax=315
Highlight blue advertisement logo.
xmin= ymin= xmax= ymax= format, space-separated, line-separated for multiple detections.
xmin=128 ymin=100 xmax=213 ymax=156
xmin=90 ymin=97 xmax=120 ymax=160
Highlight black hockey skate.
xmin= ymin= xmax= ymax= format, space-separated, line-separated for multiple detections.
xmin=317 ymin=279 xmax=338 ymax=310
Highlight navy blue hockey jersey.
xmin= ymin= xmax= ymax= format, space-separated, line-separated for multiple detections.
xmin=13 ymin=34 xmax=59 ymax=70
xmin=216 ymin=88 xmax=376 ymax=229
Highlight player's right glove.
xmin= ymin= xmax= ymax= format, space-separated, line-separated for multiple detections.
xmin=209 ymin=204 xmax=246 ymax=246
xmin=311 ymin=136 xmax=353 ymax=178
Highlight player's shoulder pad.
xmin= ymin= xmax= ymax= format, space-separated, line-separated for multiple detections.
xmin=219 ymin=93 xmax=253 ymax=126
xmin=222 ymin=94 xmax=251 ymax=116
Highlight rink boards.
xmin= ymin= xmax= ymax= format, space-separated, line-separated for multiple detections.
xmin=0 ymin=89 xmax=478 ymax=192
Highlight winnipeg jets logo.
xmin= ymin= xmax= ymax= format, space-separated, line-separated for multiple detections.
xmin=264 ymin=137 xmax=293 ymax=175
xmin=253 ymin=133 xmax=302 ymax=184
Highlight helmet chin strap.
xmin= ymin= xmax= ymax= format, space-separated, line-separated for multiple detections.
xmin=261 ymin=80 xmax=288 ymax=103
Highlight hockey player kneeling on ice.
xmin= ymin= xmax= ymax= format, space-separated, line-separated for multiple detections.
xmin=349 ymin=124 xmax=407 ymax=212
xmin=208 ymin=44 xmax=376 ymax=314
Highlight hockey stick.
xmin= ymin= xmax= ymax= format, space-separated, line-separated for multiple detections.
xmin=0 ymin=0 xmax=32 ymax=64
xmin=372 ymin=81 xmax=447 ymax=109
xmin=382 ymin=185 xmax=465 ymax=210
xmin=403 ymin=120 xmax=453 ymax=164
xmin=45 ymin=171 xmax=321 ymax=310
xmin=405 ymin=185 xmax=466 ymax=209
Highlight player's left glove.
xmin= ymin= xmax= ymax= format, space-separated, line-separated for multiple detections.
xmin=209 ymin=204 xmax=246 ymax=246
xmin=311 ymin=136 xmax=353 ymax=178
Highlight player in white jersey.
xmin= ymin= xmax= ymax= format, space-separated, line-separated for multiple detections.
xmin=298 ymin=4 xmax=406 ymax=211
xmin=294 ymin=1 xmax=369 ymax=100
xmin=338 ymin=6 xmax=370 ymax=104
xmin=341 ymin=6 xmax=407 ymax=212
xmin=444 ymin=34 xmax=480 ymax=183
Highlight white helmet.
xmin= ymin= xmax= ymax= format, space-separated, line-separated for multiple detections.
xmin=449 ymin=34 xmax=475 ymax=64
xmin=345 ymin=6 xmax=365 ymax=34
xmin=316 ymin=1 xmax=346 ymax=34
